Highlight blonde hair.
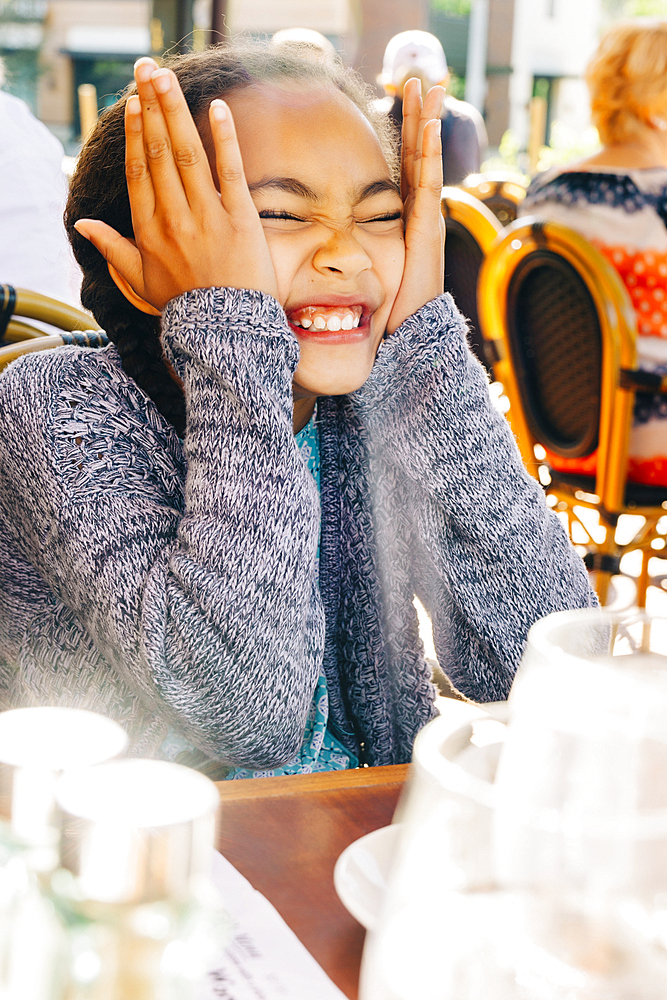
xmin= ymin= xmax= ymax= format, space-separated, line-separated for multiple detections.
xmin=586 ymin=19 xmax=667 ymax=145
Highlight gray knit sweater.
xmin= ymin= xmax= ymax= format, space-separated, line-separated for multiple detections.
xmin=0 ymin=288 xmax=595 ymax=768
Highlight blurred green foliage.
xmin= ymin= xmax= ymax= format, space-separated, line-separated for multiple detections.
xmin=481 ymin=121 xmax=601 ymax=179
xmin=0 ymin=0 xmax=46 ymax=22
xmin=602 ymin=0 xmax=667 ymax=13
xmin=0 ymin=48 xmax=41 ymax=112
xmin=432 ymin=0 xmax=471 ymax=12
xmin=481 ymin=130 xmax=523 ymax=173
xmin=626 ymin=0 xmax=667 ymax=12
xmin=535 ymin=121 xmax=601 ymax=173
xmin=447 ymin=70 xmax=465 ymax=100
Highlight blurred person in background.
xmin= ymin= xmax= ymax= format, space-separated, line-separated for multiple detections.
xmin=521 ymin=19 xmax=667 ymax=487
xmin=0 ymin=60 xmax=81 ymax=305
xmin=271 ymin=27 xmax=337 ymax=60
xmin=377 ymin=29 xmax=488 ymax=185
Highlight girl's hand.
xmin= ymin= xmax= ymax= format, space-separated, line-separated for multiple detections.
xmin=386 ymin=79 xmax=445 ymax=335
xmin=74 ymin=57 xmax=278 ymax=312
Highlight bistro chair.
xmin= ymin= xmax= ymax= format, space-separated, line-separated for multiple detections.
xmin=460 ymin=171 xmax=527 ymax=227
xmin=0 ymin=328 xmax=107 ymax=376
xmin=477 ymin=218 xmax=667 ymax=606
xmin=441 ymin=187 xmax=503 ymax=374
xmin=0 ymin=284 xmax=99 ymax=346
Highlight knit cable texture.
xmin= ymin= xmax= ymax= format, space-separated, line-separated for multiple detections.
xmin=0 ymin=287 xmax=596 ymax=768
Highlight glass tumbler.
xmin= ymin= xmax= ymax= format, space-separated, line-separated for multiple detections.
xmin=494 ymin=609 xmax=667 ymax=1000
xmin=359 ymin=706 xmax=514 ymax=1000
xmin=0 ymin=707 xmax=128 ymax=1000
xmin=50 ymin=758 xmax=228 ymax=1000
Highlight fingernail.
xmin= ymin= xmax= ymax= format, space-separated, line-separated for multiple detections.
xmin=73 ymin=221 xmax=90 ymax=240
xmin=134 ymin=57 xmax=155 ymax=82
xmin=126 ymin=95 xmax=141 ymax=115
xmin=151 ymin=69 xmax=171 ymax=93
xmin=435 ymin=119 xmax=441 ymax=137
xmin=210 ymin=99 xmax=228 ymax=122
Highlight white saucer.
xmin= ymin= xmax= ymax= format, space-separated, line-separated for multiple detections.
xmin=333 ymin=823 xmax=400 ymax=930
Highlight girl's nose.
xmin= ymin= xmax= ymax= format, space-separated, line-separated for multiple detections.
xmin=312 ymin=227 xmax=372 ymax=278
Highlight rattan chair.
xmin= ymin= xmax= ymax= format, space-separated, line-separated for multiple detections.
xmin=477 ymin=218 xmax=667 ymax=606
xmin=0 ymin=284 xmax=99 ymax=345
xmin=0 ymin=329 xmax=108 ymax=374
xmin=460 ymin=172 xmax=527 ymax=227
xmin=441 ymin=187 xmax=503 ymax=374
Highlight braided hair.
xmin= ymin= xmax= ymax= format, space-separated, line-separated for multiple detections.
xmin=65 ymin=43 xmax=398 ymax=435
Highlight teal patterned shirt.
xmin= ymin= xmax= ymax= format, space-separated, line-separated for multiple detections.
xmin=224 ymin=409 xmax=358 ymax=779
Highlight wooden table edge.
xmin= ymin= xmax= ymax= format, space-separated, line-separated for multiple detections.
xmin=215 ymin=763 xmax=411 ymax=800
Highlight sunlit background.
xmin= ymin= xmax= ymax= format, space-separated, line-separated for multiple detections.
xmin=0 ymin=0 xmax=664 ymax=159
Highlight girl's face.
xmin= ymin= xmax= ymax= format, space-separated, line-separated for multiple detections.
xmin=203 ymin=82 xmax=406 ymax=398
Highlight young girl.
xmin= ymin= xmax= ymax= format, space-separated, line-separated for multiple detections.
xmin=0 ymin=45 xmax=595 ymax=778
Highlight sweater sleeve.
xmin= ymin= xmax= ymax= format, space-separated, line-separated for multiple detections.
xmin=350 ymin=294 xmax=597 ymax=701
xmin=0 ymin=287 xmax=323 ymax=767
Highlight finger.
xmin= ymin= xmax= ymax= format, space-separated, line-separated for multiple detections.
xmin=406 ymin=118 xmax=444 ymax=278
xmin=149 ymin=67 xmax=215 ymax=210
xmin=418 ymin=118 xmax=445 ymax=197
xmin=209 ymin=100 xmax=257 ymax=220
xmin=412 ymin=86 xmax=444 ymax=194
xmin=74 ymin=220 xmax=147 ymax=298
xmin=423 ymin=85 xmax=445 ymax=123
xmin=400 ymin=78 xmax=422 ymax=202
xmin=133 ymin=57 xmax=188 ymax=212
xmin=387 ymin=118 xmax=445 ymax=334
xmin=124 ymin=94 xmax=155 ymax=229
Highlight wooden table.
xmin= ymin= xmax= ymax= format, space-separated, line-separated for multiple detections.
xmin=215 ymin=764 xmax=410 ymax=999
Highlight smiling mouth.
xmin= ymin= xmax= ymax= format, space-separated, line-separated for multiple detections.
xmin=288 ymin=304 xmax=364 ymax=332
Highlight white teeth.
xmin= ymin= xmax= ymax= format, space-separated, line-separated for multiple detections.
xmin=292 ymin=308 xmax=363 ymax=330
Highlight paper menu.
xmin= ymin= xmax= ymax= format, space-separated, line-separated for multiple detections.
xmin=202 ymin=850 xmax=349 ymax=1000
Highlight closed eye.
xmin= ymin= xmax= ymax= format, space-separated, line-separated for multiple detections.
xmin=258 ymin=210 xmax=305 ymax=222
xmin=358 ymin=212 xmax=403 ymax=224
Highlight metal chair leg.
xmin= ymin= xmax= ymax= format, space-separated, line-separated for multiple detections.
xmin=636 ymin=548 xmax=651 ymax=609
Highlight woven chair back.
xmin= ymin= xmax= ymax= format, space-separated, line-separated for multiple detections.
xmin=444 ymin=218 xmax=489 ymax=369
xmin=506 ymin=249 xmax=602 ymax=458
xmin=482 ymin=192 xmax=519 ymax=226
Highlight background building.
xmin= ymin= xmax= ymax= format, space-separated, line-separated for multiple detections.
xmin=2 ymin=0 xmax=664 ymax=162
xmin=507 ymin=0 xmax=602 ymax=152
xmin=39 ymin=0 xmax=150 ymax=144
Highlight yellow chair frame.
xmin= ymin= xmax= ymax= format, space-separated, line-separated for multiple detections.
xmin=440 ymin=188 xmax=502 ymax=373
xmin=0 ymin=285 xmax=99 ymax=344
xmin=440 ymin=186 xmax=503 ymax=252
xmin=477 ymin=218 xmax=667 ymax=606
xmin=459 ymin=172 xmax=527 ymax=226
xmin=0 ymin=331 xmax=109 ymax=375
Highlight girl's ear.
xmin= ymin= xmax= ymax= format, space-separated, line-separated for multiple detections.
xmin=107 ymin=262 xmax=161 ymax=316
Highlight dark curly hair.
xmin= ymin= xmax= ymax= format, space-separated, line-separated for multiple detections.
xmin=65 ymin=43 xmax=398 ymax=435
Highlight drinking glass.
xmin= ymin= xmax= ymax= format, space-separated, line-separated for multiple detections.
xmin=51 ymin=759 xmax=228 ymax=1000
xmin=494 ymin=609 xmax=667 ymax=999
xmin=359 ymin=705 xmax=515 ymax=1000
xmin=0 ymin=708 xmax=128 ymax=1000
xmin=360 ymin=610 xmax=667 ymax=1000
